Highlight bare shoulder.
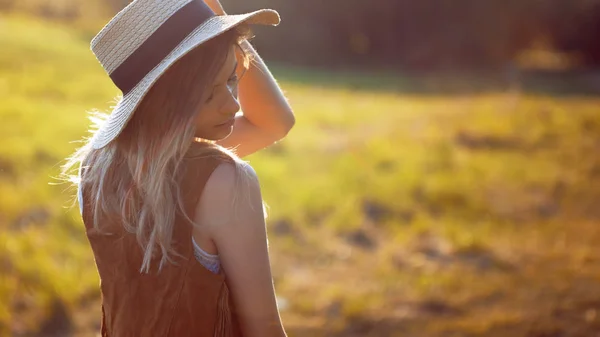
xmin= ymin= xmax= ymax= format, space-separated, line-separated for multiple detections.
xmin=205 ymin=161 xmax=259 ymax=199
xmin=196 ymin=160 xmax=262 ymax=229
xmin=210 ymin=160 xmax=258 ymax=185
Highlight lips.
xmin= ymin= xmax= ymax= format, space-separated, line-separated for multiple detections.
xmin=217 ymin=118 xmax=234 ymax=126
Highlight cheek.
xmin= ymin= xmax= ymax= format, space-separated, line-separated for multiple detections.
xmin=196 ymin=104 xmax=214 ymax=124
xmin=194 ymin=105 xmax=220 ymax=136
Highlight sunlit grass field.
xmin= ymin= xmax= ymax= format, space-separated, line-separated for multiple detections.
xmin=1 ymin=15 xmax=600 ymax=337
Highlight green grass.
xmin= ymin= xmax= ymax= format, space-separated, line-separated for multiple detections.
xmin=1 ymin=14 xmax=600 ymax=337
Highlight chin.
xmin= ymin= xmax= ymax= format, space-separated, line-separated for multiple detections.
xmin=217 ymin=127 xmax=234 ymax=140
xmin=196 ymin=127 xmax=233 ymax=141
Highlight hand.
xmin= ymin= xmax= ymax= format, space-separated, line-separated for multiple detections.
xmin=203 ymin=0 xmax=226 ymax=15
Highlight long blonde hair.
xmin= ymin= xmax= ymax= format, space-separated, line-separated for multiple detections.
xmin=62 ymin=26 xmax=254 ymax=274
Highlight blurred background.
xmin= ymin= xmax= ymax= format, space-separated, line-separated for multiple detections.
xmin=1 ymin=0 xmax=600 ymax=336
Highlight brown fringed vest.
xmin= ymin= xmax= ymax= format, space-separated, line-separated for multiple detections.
xmin=79 ymin=143 xmax=241 ymax=337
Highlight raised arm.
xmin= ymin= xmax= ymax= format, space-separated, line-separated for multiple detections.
xmin=194 ymin=162 xmax=287 ymax=337
xmin=205 ymin=0 xmax=295 ymax=157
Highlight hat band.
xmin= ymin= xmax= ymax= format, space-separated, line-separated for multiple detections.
xmin=109 ymin=0 xmax=215 ymax=94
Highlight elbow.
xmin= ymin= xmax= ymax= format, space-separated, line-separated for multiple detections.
xmin=282 ymin=112 xmax=296 ymax=136
xmin=273 ymin=109 xmax=295 ymax=140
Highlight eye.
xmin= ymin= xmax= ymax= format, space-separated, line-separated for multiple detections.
xmin=228 ymin=74 xmax=238 ymax=85
xmin=206 ymin=91 xmax=215 ymax=102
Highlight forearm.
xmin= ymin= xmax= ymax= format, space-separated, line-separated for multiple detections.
xmin=204 ymin=0 xmax=294 ymax=139
xmin=237 ymin=40 xmax=295 ymax=138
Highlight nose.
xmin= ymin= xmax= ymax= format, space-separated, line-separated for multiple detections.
xmin=221 ymin=86 xmax=240 ymax=116
xmin=220 ymin=95 xmax=240 ymax=117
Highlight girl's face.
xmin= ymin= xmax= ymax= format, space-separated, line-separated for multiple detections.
xmin=194 ymin=44 xmax=240 ymax=140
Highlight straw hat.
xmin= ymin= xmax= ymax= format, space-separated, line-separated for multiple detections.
xmin=89 ymin=0 xmax=280 ymax=149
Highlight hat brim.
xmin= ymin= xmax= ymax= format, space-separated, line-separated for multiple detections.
xmin=90 ymin=9 xmax=280 ymax=149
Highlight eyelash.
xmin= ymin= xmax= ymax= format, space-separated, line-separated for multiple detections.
xmin=207 ymin=75 xmax=238 ymax=102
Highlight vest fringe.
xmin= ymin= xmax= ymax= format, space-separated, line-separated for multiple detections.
xmin=214 ymin=283 xmax=232 ymax=337
xmin=101 ymin=304 xmax=108 ymax=337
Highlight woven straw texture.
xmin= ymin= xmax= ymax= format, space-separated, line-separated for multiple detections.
xmin=92 ymin=0 xmax=195 ymax=74
xmin=89 ymin=0 xmax=279 ymax=149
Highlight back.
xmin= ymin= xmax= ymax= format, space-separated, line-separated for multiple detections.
xmin=79 ymin=142 xmax=241 ymax=337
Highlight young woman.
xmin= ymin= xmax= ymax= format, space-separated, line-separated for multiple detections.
xmin=62 ymin=0 xmax=294 ymax=336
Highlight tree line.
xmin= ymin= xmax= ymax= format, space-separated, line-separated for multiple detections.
xmin=3 ymin=0 xmax=600 ymax=69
